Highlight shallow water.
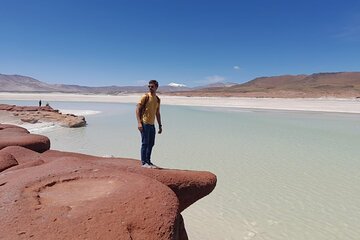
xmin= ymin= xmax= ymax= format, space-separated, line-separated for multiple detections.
xmin=2 ymin=100 xmax=360 ymax=240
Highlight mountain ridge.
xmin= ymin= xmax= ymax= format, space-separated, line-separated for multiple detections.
xmin=171 ymin=72 xmax=360 ymax=98
xmin=1 ymin=72 xmax=360 ymax=97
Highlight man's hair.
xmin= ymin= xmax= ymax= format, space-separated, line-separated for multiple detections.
xmin=149 ymin=80 xmax=159 ymax=87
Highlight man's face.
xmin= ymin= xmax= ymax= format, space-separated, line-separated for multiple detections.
xmin=148 ymin=83 xmax=157 ymax=93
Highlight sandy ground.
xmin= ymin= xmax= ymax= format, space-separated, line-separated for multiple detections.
xmin=1 ymin=92 xmax=360 ymax=114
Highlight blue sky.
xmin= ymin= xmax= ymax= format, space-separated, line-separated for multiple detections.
xmin=0 ymin=0 xmax=359 ymax=87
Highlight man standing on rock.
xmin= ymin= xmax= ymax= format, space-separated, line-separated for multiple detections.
xmin=136 ymin=80 xmax=162 ymax=168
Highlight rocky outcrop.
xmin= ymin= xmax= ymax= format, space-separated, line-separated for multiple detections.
xmin=0 ymin=104 xmax=86 ymax=127
xmin=0 ymin=124 xmax=50 ymax=152
xmin=0 ymin=124 xmax=217 ymax=240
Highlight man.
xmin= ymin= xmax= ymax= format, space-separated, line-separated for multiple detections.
xmin=136 ymin=80 xmax=162 ymax=168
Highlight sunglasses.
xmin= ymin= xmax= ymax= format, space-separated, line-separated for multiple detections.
xmin=148 ymin=85 xmax=156 ymax=89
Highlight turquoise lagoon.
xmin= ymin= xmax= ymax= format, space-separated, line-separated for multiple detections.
xmin=2 ymin=100 xmax=360 ymax=240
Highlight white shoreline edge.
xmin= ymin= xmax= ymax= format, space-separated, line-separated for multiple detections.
xmin=59 ymin=109 xmax=101 ymax=116
xmin=1 ymin=92 xmax=360 ymax=114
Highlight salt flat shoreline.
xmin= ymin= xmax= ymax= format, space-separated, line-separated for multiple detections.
xmin=1 ymin=92 xmax=360 ymax=114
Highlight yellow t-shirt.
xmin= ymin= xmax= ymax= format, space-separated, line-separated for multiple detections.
xmin=139 ymin=93 xmax=160 ymax=125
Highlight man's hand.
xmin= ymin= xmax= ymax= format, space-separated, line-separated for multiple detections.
xmin=138 ymin=123 xmax=143 ymax=132
xmin=158 ymin=126 xmax=162 ymax=134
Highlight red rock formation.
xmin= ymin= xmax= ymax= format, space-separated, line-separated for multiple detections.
xmin=0 ymin=104 xmax=86 ymax=127
xmin=0 ymin=124 xmax=217 ymax=240
xmin=0 ymin=124 xmax=50 ymax=152
xmin=0 ymin=152 xmax=18 ymax=172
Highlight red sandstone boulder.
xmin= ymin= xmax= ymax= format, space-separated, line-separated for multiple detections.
xmin=0 ymin=104 xmax=57 ymax=112
xmin=0 ymin=124 xmax=29 ymax=133
xmin=0 ymin=104 xmax=14 ymax=111
xmin=1 ymin=146 xmax=42 ymax=164
xmin=0 ymin=104 xmax=86 ymax=128
xmin=91 ymin=157 xmax=217 ymax=212
xmin=0 ymin=160 xmax=180 ymax=240
xmin=0 ymin=124 xmax=50 ymax=152
xmin=40 ymin=150 xmax=217 ymax=213
xmin=0 ymin=146 xmax=44 ymax=173
xmin=0 ymin=152 xmax=18 ymax=172
xmin=60 ymin=114 xmax=86 ymax=127
xmin=0 ymin=125 xmax=217 ymax=240
xmin=20 ymin=117 xmax=39 ymax=123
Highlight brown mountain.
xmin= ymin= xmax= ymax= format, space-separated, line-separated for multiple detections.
xmin=0 ymin=74 xmax=147 ymax=93
xmin=172 ymin=72 xmax=360 ymax=98
xmin=0 ymin=74 xmax=188 ymax=93
xmin=2 ymin=72 xmax=360 ymax=97
xmin=0 ymin=74 xmax=60 ymax=92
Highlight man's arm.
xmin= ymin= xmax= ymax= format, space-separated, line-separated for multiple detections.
xmin=136 ymin=104 xmax=143 ymax=132
xmin=156 ymin=105 xmax=162 ymax=134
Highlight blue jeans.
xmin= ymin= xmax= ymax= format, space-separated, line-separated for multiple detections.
xmin=141 ymin=123 xmax=155 ymax=165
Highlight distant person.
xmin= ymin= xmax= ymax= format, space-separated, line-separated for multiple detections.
xmin=136 ymin=80 xmax=162 ymax=168
xmin=38 ymin=100 xmax=42 ymax=107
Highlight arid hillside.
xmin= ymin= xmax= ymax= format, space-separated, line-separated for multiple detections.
xmin=2 ymin=72 xmax=360 ymax=98
xmin=170 ymin=72 xmax=360 ymax=98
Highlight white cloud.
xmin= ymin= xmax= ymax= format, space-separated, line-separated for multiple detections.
xmin=196 ymin=75 xmax=226 ymax=84
xmin=233 ymin=66 xmax=240 ymax=70
xmin=205 ymin=75 xmax=226 ymax=83
xmin=168 ymin=82 xmax=187 ymax=87
xmin=334 ymin=15 xmax=360 ymax=41
xmin=135 ymin=80 xmax=147 ymax=86
xmin=335 ymin=25 xmax=360 ymax=41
